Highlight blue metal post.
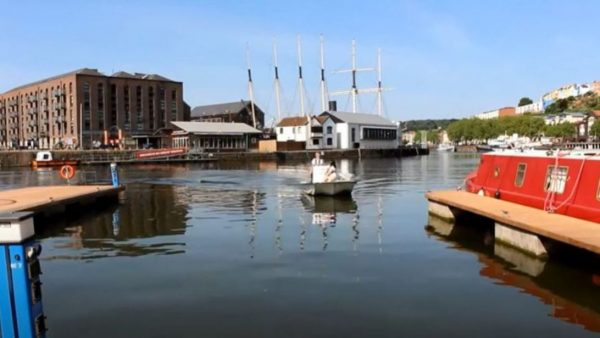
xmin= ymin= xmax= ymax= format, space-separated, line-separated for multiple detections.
xmin=0 ymin=246 xmax=17 ymax=338
xmin=110 ymin=162 xmax=120 ymax=187
xmin=9 ymin=241 xmax=45 ymax=338
xmin=0 ymin=212 xmax=46 ymax=338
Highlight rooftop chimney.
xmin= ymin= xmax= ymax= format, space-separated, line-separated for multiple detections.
xmin=328 ymin=100 xmax=337 ymax=112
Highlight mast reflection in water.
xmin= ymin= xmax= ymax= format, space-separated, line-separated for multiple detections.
xmin=24 ymin=156 xmax=600 ymax=337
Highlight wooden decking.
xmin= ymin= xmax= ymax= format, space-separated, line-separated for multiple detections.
xmin=426 ymin=190 xmax=600 ymax=255
xmin=0 ymin=185 xmax=123 ymax=214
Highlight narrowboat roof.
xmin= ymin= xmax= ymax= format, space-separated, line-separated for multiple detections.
xmin=482 ymin=149 xmax=600 ymax=160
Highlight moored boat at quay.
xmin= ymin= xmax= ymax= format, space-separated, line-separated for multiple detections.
xmin=31 ymin=151 xmax=78 ymax=168
xmin=464 ymin=149 xmax=600 ymax=223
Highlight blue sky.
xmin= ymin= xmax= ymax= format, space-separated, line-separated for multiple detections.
xmin=1 ymin=0 xmax=599 ymax=124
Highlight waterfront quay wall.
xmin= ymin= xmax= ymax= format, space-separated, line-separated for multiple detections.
xmin=0 ymin=147 xmax=428 ymax=168
xmin=213 ymin=147 xmax=427 ymax=162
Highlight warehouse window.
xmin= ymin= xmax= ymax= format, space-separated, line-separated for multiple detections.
xmin=545 ymin=166 xmax=568 ymax=194
xmin=362 ymin=128 xmax=397 ymax=140
xmin=514 ymin=163 xmax=526 ymax=187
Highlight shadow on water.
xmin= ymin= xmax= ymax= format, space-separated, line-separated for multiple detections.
xmin=426 ymin=215 xmax=600 ymax=333
xmin=36 ymin=183 xmax=189 ymax=260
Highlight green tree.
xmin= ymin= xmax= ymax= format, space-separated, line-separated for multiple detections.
xmin=590 ymin=121 xmax=600 ymax=140
xmin=545 ymin=122 xmax=576 ymax=140
xmin=447 ymin=120 xmax=464 ymax=142
xmin=545 ymin=96 xmax=576 ymax=115
xmin=413 ymin=129 xmax=440 ymax=144
xmin=446 ymin=115 xmax=545 ymax=142
xmin=518 ymin=97 xmax=533 ymax=107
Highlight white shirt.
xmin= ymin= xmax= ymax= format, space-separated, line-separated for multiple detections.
xmin=311 ymin=158 xmax=324 ymax=166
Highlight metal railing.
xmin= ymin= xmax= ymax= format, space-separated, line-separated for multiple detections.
xmin=0 ymin=168 xmax=110 ymax=190
xmin=562 ymin=142 xmax=600 ymax=150
xmin=78 ymin=151 xmax=136 ymax=163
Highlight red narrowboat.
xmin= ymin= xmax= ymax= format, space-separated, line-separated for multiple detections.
xmin=465 ymin=150 xmax=600 ymax=223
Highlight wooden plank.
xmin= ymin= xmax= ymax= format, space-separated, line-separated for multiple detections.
xmin=426 ymin=190 xmax=600 ymax=255
xmin=0 ymin=185 xmax=123 ymax=214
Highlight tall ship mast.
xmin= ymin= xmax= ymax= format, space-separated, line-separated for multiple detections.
xmin=272 ymin=40 xmax=283 ymax=120
xmin=297 ymin=35 xmax=307 ymax=117
xmin=245 ymin=45 xmax=257 ymax=128
xmin=319 ymin=35 xmax=329 ymax=113
xmin=330 ymin=40 xmax=389 ymax=115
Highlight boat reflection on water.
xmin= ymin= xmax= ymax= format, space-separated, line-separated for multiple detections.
xmin=426 ymin=215 xmax=600 ymax=333
xmin=301 ymin=194 xmax=357 ymax=225
xmin=299 ymin=194 xmax=359 ymax=251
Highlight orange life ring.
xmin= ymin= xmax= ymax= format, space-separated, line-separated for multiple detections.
xmin=59 ymin=165 xmax=76 ymax=180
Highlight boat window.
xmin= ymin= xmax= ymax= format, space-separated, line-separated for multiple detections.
xmin=514 ymin=163 xmax=526 ymax=187
xmin=544 ymin=166 xmax=568 ymax=194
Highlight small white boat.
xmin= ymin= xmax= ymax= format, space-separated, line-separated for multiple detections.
xmin=437 ymin=143 xmax=455 ymax=152
xmin=306 ymin=164 xmax=356 ymax=196
xmin=306 ymin=181 xmax=356 ymax=196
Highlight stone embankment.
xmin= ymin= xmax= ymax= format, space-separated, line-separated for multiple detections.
xmin=0 ymin=147 xmax=429 ymax=167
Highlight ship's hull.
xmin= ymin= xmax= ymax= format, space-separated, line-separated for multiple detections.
xmin=465 ymin=151 xmax=600 ymax=223
xmin=306 ymin=181 xmax=356 ymax=196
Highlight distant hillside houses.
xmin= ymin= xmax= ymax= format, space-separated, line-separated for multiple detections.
xmin=474 ymin=107 xmax=516 ymax=120
xmin=475 ymin=81 xmax=600 ymax=118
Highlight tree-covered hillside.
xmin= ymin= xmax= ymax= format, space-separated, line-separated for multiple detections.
xmin=404 ymin=119 xmax=458 ymax=131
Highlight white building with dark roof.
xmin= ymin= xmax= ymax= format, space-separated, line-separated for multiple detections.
xmin=318 ymin=111 xmax=400 ymax=149
xmin=170 ymin=121 xmax=261 ymax=152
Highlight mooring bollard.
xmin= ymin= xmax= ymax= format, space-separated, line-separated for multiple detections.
xmin=0 ymin=212 xmax=47 ymax=338
xmin=110 ymin=162 xmax=119 ymax=187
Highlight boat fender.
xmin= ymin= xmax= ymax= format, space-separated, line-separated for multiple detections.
xmin=59 ymin=165 xmax=76 ymax=180
xmin=477 ymin=189 xmax=484 ymax=196
xmin=494 ymin=190 xmax=501 ymax=199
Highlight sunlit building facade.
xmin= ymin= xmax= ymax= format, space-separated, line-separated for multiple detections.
xmin=0 ymin=68 xmax=185 ymax=149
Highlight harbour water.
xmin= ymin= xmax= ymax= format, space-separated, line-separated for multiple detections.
xmin=9 ymin=153 xmax=600 ymax=337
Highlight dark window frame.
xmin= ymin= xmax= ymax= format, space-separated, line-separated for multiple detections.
xmin=544 ymin=165 xmax=568 ymax=194
xmin=514 ymin=163 xmax=527 ymax=187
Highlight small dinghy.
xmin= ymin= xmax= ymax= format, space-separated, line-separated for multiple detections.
xmin=305 ymin=164 xmax=356 ymax=196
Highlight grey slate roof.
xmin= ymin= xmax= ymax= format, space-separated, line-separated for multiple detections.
xmin=170 ymin=121 xmax=261 ymax=135
xmin=4 ymin=68 xmax=104 ymax=93
xmin=3 ymin=68 xmax=177 ymax=94
xmin=191 ymin=101 xmax=250 ymax=117
xmin=320 ymin=111 xmax=397 ymax=127
xmin=111 ymin=71 xmax=136 ymax=78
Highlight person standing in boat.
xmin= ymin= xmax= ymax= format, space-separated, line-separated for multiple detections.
xmin=324 ymin=161 xmax=337 ymax=182
xmin=311 ymin=151 xmax=324 ymax=166
xmin=310 ymin=152 xmax=324 ymax=181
